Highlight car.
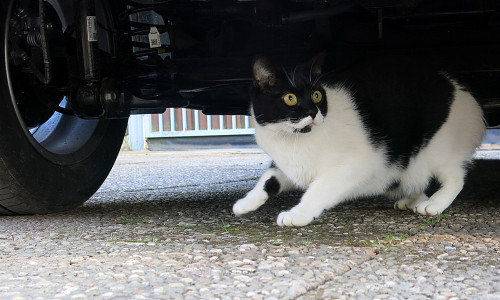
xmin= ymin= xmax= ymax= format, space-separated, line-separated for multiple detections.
xmin=1 ymin=0 xmax=499 ymax=215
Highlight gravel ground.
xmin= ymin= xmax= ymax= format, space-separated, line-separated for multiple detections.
xmin=0 ymin=147 xmax=499 ymax=299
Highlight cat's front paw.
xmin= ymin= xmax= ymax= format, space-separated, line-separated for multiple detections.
xmin=277 ymin=210 xmax=314 ymax=227
xmin=233 ymin=190 xmax=268 ymax=216
xmin=414 ymin=201 xmax=444 ymax=216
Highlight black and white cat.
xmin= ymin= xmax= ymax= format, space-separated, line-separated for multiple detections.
xmin=233 ymin=55 xmax=485 ymax=226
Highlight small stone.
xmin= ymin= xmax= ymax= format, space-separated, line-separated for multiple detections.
xmin=128 ymin=274 xmax=141 ymax=281
xmin=113 ymin=273 xmax=126 ymax=280
xmin=417 ymin=276 xmax=427 ymax=283
xmin=101 ymin=292 xmax=115 ymax=298
xmin=288 ymin=280 xmax=307 ymax=296
xmin=464 ymin=287 xmax=478 ymax=294
xmin=168 ymin=283 xmax=185 ymax=289
xmin=258 ymin=262 xmax=272 ymax=270
xmin=437 ymin=253 xmax=448 ymax=259
xmin=228 ymin=260 xmax=245 ymax=267
xmin=303 ymin=270 xmax=314 ymax=279
xmin=440 ymin=290 xmax=457 ymax=297
xmin=385 ymin=280 xmax=397 ymax=287
xmin=234 ymin=275 xmax=251 ymax=282
xmin=238 ymin=244 xmax=257 ymax=251
xmin=180 ymin=278 xmax=194 ymax=284
xmin=274 ymin=270 xmax=290 ymax=277
xmin=109 ymin=284 xmax=125 ymax=291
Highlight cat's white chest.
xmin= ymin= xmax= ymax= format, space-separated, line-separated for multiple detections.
xmin=255 ymin=128 xmax=322 ymax=188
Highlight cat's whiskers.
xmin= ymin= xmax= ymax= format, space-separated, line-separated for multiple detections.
xmin=253 ymin=114 xmax=264 ymax=121
xmin=309 ymin=55 xmax=321 ymax=84
xmin=309 ymin=65 xmax=313 ymax=84
xmin=292 ymin=128 xmax=300 ymax=163
xmin=282 ymin=67 xmax=290 ymax=84
xmin=312 ymin=70 xmax=333 ymax=88
xmin=282 ymin=66 xmax=297 ymax=89
xmin=291 ymin=66 xmax=298 ymax=89
xmin=264 ymin=124 xmax=293 ymax=140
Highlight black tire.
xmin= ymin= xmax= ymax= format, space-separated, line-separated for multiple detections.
xmin=0 ymin=0 xmax=127 ymax=215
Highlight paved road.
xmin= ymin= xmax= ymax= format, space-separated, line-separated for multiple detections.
xmin=0 ymin=148 xmax=499 ymax=299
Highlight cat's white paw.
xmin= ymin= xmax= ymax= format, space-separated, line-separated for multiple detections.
xmin=277 ymin=210 xmax=314 ymax=227
xmin=233 ymin=190 xmax=268 ymax=216
xmin=414 ymin=201 xmax=444 ymax=216
xmin=393 ymin=197 xmax=414 ymax=210
xmin=394 ymin=194 xmax=428 ymax=211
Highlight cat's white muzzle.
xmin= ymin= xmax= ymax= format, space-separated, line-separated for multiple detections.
xmin=295 ymin=116 xmax=313 ymax=129
xmin=292 ymin=114 xmax=324 ymax=133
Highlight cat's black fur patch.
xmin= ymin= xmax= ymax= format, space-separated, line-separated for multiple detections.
xmin=264 ymin=176 xmax=280 ymax=196
xmin=325 ymin=57 xmax=455 ymax=168
xmin=386 ymin=180 xmax=401 ymax=192
xmin=424 ymin=177 xmax=443 ymax=198
xmin=296 ymin=126 xmax=312 ymax=133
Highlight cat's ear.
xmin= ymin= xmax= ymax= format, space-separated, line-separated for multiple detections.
xmin=308 ymin=52 xmax=326 ymax=75
xmin=253 ymin=56 xmax=277 ymax=89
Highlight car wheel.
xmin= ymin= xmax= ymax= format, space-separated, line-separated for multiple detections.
xmin=0 ymin=0 xmax=127 ymax=215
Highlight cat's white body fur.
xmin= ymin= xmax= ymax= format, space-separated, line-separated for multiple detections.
xmin=233 ymin=83 xmax=485 ymax=226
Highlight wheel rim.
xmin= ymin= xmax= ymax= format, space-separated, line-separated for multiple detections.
xmin=4 ymin=0 xmax=113 ymax=163
xmin=27 ymin=98 xmax=99 ymax=155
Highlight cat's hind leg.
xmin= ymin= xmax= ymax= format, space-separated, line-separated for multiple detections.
xmin=415 ymin=166 xmax=465 ymax=216
xmin=233 ymin=166 xmax=295 ymax=216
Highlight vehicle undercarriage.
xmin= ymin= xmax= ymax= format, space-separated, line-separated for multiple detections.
xmin=9 ymin=0 xmax=500 ymax=121
xmin=1 ymin=0 xmax=499 ymax=215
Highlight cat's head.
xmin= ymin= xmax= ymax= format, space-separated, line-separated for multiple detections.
xmin=250 ymin=54 xmax=328 ymax=134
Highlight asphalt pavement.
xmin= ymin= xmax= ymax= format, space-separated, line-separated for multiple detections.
xmin=0 ymin=147 xmax=499 ymax=299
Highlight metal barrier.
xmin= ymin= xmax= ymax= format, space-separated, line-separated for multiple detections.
xmin=128 ymin=109 xmax=255 ymax=150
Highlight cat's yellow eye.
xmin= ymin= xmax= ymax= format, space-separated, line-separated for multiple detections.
xmin=312 ymin=90 xmax=323 ymax=104
xmin=283 ymin=93 xmax=298 ymax=106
